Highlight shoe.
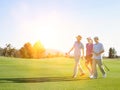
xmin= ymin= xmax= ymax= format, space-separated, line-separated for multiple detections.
xmin=90 ymin=75 xmax=97 ymax=79
xmin=80 ymin=73 xmax=85 ymax=76
xmin=103 ymin=74 xmax=106 ymax=78
xmin=90 ymin=75 xmax=93 ymax=78
xmin=72 ymin=75 xmax=76 ymax=78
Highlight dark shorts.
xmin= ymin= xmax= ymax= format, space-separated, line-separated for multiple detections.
xmin=85 ymin=54 xmax=93 ymax=64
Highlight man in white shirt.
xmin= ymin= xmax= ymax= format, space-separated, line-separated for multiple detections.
xmin=67 ymin=35 xmax=85 ymax=78
xmin=91 ymin=36 xmax=106 ymax=79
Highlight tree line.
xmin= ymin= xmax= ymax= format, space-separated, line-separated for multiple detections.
xmin=0 ymin=41 xmax=45 ymax=58
xmin=0 ymin=41 xmax=64 ymax=59
xmin=0 ymin=42 xmax=118 ymax=59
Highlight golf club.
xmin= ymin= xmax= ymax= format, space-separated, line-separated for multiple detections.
xmin=103 ymin=63 xmax=110 ymax=71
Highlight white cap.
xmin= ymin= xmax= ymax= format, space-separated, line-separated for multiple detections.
xmin=94 ymin=36 xmax=99 ymax=40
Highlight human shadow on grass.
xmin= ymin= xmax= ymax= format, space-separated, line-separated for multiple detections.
xmin=0 ymin=76 xmax=90 ymax=83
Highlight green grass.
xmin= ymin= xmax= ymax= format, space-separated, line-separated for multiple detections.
xmin=0 ymin=57 xmax=120 ymax=90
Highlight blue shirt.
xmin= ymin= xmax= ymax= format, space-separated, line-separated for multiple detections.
xmin=93 ymin=42 xmax=104 ymax=60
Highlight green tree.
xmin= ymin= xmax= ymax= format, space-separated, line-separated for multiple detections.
xmin=33 ymin=41 xmax=45 ymax=58
xmin=3 ymin=44 xmax=17 ymax=57
xmin=109 ymin=47 xmax=117 ymax=58
xmin=19 ymin=42 xmax=33 ymax=58
xmin=19 ymin=41 xmax=45 ymax=59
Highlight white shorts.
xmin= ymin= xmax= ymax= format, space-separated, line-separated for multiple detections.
xmin=74 ymin=56 xmax=80 ymax=63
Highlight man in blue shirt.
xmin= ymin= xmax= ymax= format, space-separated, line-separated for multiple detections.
xmin=91 ymin=36 xmax=106 ymax=79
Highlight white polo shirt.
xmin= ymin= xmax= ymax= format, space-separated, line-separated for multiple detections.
xmin=73 ymin=41 xmax=84 ymax=57
xmin=93 ymin=42 xmax=104 ymax=60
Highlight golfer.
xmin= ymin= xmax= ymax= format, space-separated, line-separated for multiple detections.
xmin=85 ymin=37 xmax=93 ymax=77
xmin=67 ymin=35 xmax=85 ymax=78
xmin=91 ymin=36 xmax=106 ymax=79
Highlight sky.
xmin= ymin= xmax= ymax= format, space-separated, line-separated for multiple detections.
xmin=0 ymin=0 xmax=120 ymax=56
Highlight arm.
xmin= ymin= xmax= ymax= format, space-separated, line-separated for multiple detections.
xmin=94 ymin=50 xmax=104 ymax=56
xmin=98 ymin=50 xmax=104 ymax=55
xmin=81 ymin=48 xmax=84 ymax=57
xmin=81 ymin=43 xmax=85 ymax=59
xmin=68 ymin=46 xmax=74 ymax=54
xmin=81 ymin=48 xmax=85 ymax=60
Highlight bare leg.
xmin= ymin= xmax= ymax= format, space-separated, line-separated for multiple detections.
xmin=85 ymin=56 xmax=92 ymax=75
xmin=85 ymin=62 xmax=91 ymax=74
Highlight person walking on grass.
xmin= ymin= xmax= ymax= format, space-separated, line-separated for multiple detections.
xmin=85 ymin=37 xmax=93 ymax=77
xmin=90 ymin=36 xmax=106 ymax=79
xmin=67 ymin=35 xmax=85 ymax=78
